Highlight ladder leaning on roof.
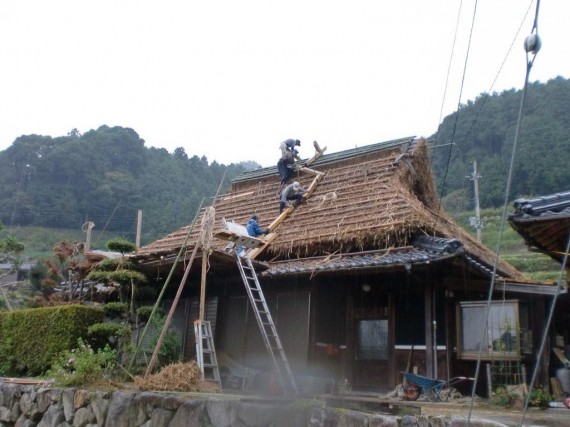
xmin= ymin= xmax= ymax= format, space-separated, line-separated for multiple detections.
xmin=235 ymin=253 xmax=299 ymax=394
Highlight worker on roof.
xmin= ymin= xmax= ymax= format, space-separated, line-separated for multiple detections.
xmin=246 ymin=214 xmax=269 ymax=237
xmin=279 ymin=139 xmax=301 ymax=158
xmin=277 ymin=139 xmax=301 ymax=184
xmin=279 ymin=181 xmax=306 ymax=213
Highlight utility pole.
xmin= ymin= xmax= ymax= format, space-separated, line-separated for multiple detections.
xmin=82 ymin=221 xmax=95 ymax=252
xmin=467 ymin=160 xmax=482 ymax=241
xmin=136 ymin=210 xmax=142 ymax=249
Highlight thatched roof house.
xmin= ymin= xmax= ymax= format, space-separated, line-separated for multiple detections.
xmin=136 ymin=137 xmax=555 ymax=395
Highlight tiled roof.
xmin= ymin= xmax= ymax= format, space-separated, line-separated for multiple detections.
xmin=261 ymin=236 xmax=463 ymax=276
xmin=511 ymin=191 xmax=570 ymax=217
xmin=261 ymin=247 xmax=457 ymax=277
xmin=509 ymin=190 xmax=570 ymax=264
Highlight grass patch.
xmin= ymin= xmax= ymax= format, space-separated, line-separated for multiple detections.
xmin=1 ymin=226 xmax=126 ymax=259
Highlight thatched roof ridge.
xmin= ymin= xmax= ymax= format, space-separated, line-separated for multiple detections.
xmin=138 ymin=137 xmax=523 ymax=279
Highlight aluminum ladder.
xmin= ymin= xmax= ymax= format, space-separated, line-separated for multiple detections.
xmin=235 ymin=254 xmax=298 ymax=394
xmin=194 ymin=320 xmax=222 ymax=388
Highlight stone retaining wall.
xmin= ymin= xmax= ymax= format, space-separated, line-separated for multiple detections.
xmin=0 ymin=382 xmax=505 ymax=426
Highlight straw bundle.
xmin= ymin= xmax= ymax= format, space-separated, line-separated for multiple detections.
xmin=133 ymin=361 xmax=220 ymax=393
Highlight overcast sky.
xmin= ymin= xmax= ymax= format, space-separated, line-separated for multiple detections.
xmin=1 ymin=1 xmax=568 ymax=167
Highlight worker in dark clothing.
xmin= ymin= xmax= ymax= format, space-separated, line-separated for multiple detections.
xmin=277 ymin=139 xmax=301 ymax=184
xmin=279 ymin=139 xmax=301 ymax=158
xmin=246 ymin=214 xmax=269 ymax=237
xmin=279 ymin=181 xmax=306 ymax=213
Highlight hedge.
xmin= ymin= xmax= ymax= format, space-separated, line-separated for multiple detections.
xmin=0 ymin=304 xmax=104 ymax=376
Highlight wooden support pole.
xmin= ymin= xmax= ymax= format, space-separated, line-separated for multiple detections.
xmin=199 ymin=250 xmax=208 ymax=321
xmin=424 ymin=283 xmax=435 ymax=379
xmin=144 ymin=243 xmax=200 ymax=378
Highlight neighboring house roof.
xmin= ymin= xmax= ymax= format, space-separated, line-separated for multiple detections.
xmin=138 ymin=137 xmax=524 ymax=279
xmin=508 ymin=190 xmax=570 ymax=264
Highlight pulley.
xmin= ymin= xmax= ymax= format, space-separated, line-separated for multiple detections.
xmin=523 ymin=33 xmax=541 ymax=54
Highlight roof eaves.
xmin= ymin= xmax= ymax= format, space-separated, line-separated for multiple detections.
xmin=511 ymin=190 xmax=570 ymax=217
xmin=260 ymin=247 xmax=459 ymax=277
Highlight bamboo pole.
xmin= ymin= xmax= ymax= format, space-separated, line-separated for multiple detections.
xmin=128 ymin=198 xmax=205 ymax=372
xmin=144 ymin=242 xmax=201 ymax=377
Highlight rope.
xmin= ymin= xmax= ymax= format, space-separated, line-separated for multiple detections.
xmin=199 ymin=206 xmax=216 ymax=251
xmin=314 ymin=191 xmax=338 ymax=209
xmin=467 ymin=1 xmax=541 ymax=424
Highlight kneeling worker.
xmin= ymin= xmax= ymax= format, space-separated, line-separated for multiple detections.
xmin=246 ymin=214 xmax=270 ymax=237
xmin=279 ymin=181 xmax=306 ymax=213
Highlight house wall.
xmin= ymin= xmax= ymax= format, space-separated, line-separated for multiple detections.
xmin=215 ymin=279 xmax=311 ymax=373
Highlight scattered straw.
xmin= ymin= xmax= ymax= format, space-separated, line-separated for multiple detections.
xmin=133 ymin=361 xmax=220 ymax=393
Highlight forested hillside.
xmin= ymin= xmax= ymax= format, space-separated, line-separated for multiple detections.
xmin=1 ymin=77 xmax=569 ymax=249
xmin=431 ymin=76 xmax=570 ymax=210
xmin=0 ymin=126 xmax=252 ymax=245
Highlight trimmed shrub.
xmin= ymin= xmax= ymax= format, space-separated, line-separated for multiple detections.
xmin=136 ymin=305 xmax=164 ymax=323
xmin=102 ymin=302 xmax=128 ymax=319
xmin=87 ymin=322 xmax=131 ymax=350
xmin=0 ymin=304 xmax=104 ymax=376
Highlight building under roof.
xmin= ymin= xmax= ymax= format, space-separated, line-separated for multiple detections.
xmin=134 ymin=137 xmax=558 ymax=395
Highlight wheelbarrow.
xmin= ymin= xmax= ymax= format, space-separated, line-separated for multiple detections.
xmin=401 ymin=372 xmax=474 ymax=402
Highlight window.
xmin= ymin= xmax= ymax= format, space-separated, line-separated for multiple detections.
xmin=456 ymin=300 xmax=529 ymax=360
xmin=356 ymin=319 xmax=389 ymax=360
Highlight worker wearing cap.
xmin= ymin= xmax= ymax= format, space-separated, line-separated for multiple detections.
xmin=246 ymin=214 xmax=269 ymax=237
xmin=279 ymin=139 xmax=301 ymax=158
xmin=279 ymin=181 xmax=307 ymax=213
xmin=277 ymin=139 xmax=301 ymax=184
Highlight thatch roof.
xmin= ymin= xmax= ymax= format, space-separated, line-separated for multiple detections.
xmin=138 ymin=137 xmax=523 ymax=279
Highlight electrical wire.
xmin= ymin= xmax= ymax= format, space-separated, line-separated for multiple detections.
xmin=436 ymin=1 xmax=464 ymax=133
xmin=467 ymin=1 xmax=542 ymax=424
xmin=457 ymin=0 xmax=534 ymax=144
xmin=432 ymin=0 xmax=479 ymax=232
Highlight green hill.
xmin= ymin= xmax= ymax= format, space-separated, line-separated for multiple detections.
xmin=431 ymin=76 xmax=570 ymax=208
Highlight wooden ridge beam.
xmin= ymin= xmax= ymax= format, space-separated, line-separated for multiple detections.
xmin=305 ymin=141 xmax=327 ymax=167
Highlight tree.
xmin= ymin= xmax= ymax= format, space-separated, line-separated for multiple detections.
xmin=0 ymin=222 xmax=25 ymax=281
xmin=87 ymin=238 xmax=145 ymax=318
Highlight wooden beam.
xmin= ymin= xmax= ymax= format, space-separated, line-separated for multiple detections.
xmin=424 ymin=284 xmax=434 ymax=379
xmin=247 ymin=232 xmax=278 ymax=260
xmin=249 ymin=164 xmax=325 ymax=258
xmin=199 ymin=250 xmax=207 ymax=321
xmin=296 ymin=166 xmax=324 ymax=177
xmin=305 ymin=141 xmax=327 ymax=167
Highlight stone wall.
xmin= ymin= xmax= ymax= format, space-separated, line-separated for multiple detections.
xmin=0 ymin=382 xmax=504 ymax=427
